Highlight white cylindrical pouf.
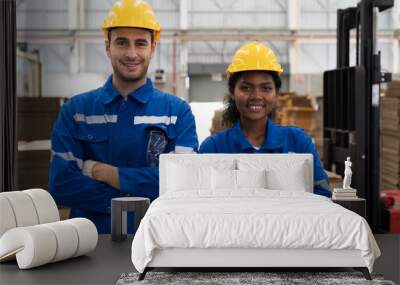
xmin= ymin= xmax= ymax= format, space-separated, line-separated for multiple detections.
xmin=1 ymin=192 xmax=39 ymax=227
xmin=0 ymin=218 xmax=98 ymax=269
xmin=0 ymin=196 xmax=17 ymax=238
xmin=23 ymin=189 xmax=60 ymax=224
xmin=0 ymin=226 xmax=57 ymax=269
xmin=42 ymin=221 xmax=79 ymax=262
xmin=66 ymin=218 xmax=98 ymax=257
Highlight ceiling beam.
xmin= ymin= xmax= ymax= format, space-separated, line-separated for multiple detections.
xmin=17 ymin=30 xmax=396 ymax=44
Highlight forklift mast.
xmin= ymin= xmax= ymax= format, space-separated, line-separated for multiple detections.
xmin=323 ymin=0 xmax=393 ymax=232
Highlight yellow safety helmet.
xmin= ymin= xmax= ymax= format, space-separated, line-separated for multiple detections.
xmin=102 ymin=0 xmax=161 ymax=42
xmin=226 ymin=41 xmax=283 ymax=79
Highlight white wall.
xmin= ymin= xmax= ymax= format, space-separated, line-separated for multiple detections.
xmin=43 ymin=73 xmax=108 ymax=97
xmin=190 ymin=102 xmax=224 ymax=144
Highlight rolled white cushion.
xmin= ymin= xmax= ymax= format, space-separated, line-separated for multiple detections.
xmin=0 ymin=191 xmax=39 ymax=227
xmin=0 ymin=218 xmax=98 ymax=269
xmin=65 ymin=218 xmax=98 ymax=257
xmin=0 ymin=226 xmax=57 ymax=269
xmin=42 ymin=221 xmax=79 ymax=262
xmin=0 ymin=196 xmax=17 ymax=238
xmin=23 ymin=189 xmax=59 ymax=224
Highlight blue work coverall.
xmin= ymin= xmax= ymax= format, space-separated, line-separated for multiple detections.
xmin=49 ymin=76 xmax=198 ymax=233
xmin=199 ymin=119 xmax=331 ymax=197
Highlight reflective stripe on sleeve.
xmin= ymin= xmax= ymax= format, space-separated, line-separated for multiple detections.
xmin=73 ymin=113 xmax=117 ymax=124
xmin=174 ymin=146 xmax=195 ymax=154
xmin=51 ymin=150 xmax=83 ymax=169
xmin=133 ymin=116 xmax=177 ymax=125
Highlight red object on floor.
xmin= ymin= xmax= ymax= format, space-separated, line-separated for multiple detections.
xmin=387 ymin=208 xmax=400 ymax=234
xmin=381 ymin=190 xmax=400 ymax=234
xmin=382 ymin=196 xmax=395 ymax=208
xmin=383 ymin=190 xmax=400 ymax=204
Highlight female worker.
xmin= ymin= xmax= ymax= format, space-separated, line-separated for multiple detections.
xmin=199 ymin=41 xmax=331 ymax=197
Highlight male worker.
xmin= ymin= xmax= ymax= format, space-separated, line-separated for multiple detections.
xmin=49 ymin=0 xmax=198 ymax=233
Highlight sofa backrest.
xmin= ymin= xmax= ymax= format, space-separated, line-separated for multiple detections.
xmin=159 ymin=154 xmax=313 ymax=195
xmin=0 ymin=189 xmax=60 ymax=238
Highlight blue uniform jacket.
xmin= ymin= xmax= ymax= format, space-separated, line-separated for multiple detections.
xmin=199 ymin=120 xmax=331 ymax=197
xmin=49 ymin=76 xmax=198 ymax=233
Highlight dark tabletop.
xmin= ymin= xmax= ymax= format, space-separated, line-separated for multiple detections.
xmin=1 ymin=234 xmax=398 ymax=284
xmin=0 ymin=235 xmax=134 ymax=285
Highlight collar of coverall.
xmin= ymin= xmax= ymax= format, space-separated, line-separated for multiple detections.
xmin=101 ymin=75 xmax=154 ymax=105
xmin=232 ymin=118 xmax=284 ymax=152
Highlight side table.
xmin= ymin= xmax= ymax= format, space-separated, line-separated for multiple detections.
xmin=332 ymin=198 xmax=366 ymax=218
xmin=111 ymin=197 xmax=150 ymax=241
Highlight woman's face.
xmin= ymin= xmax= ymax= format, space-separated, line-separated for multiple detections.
xmin=233 ymin=71 xmax=277 ymax=124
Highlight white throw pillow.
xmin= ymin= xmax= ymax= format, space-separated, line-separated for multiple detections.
xmin=211 ymin=168 xmax=237 ymax=190
xmin=167 ymin=162 xmax=211 ymax=191
xmin=236 ymin=169 xmax=267 ymax=189
xmin=265 ymin=161 xmax=308 ymax=191
xmin=211 ymin=169 xmax=267 ymax=191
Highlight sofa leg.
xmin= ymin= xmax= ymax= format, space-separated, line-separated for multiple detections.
xmin=354 ymin=267 xmax=371 ymax=280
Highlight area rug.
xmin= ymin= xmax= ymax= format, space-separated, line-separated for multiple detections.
xmin=116 ymin=271 xmax=396 ymax=285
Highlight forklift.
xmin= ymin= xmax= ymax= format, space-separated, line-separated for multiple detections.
xmin=323 ymin=0 xmax=393 ymax=232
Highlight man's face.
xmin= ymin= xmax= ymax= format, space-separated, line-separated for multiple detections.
xmin=233 ymin=71 xmax=277 ymax=124
xmin=105 ymin=27 xmax=156 ymax=83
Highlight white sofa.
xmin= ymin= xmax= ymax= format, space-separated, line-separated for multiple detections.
xmin=0 ymin=189 xmax=98 ymax=269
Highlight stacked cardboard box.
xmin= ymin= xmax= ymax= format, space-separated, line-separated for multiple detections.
xmin=274 ymin=92 xmax=296 ymax=125
xmin=277 ymin=94 xmax=318 ymax=136
xmin=277 ymin=94 xmax=324 ymax=160
xmin=381 ymin=81 xmax=400 ymax=190
xmin=326 ymin=170 xmax=342 ymax=190
xmin=210 ymin=109 xmax=225 ymax=135
xmin=314 ymin=96 xmax=324 ymax=160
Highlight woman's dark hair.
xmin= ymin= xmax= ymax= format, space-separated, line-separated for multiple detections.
xmin=222 ymin=71 xmax=282 ymax=127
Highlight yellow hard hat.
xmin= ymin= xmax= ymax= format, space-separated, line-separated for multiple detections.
xmin=102 ymin=0 xmax=161 ymax=42
xmin=226 ymin=41 xmax=283 ymax=79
